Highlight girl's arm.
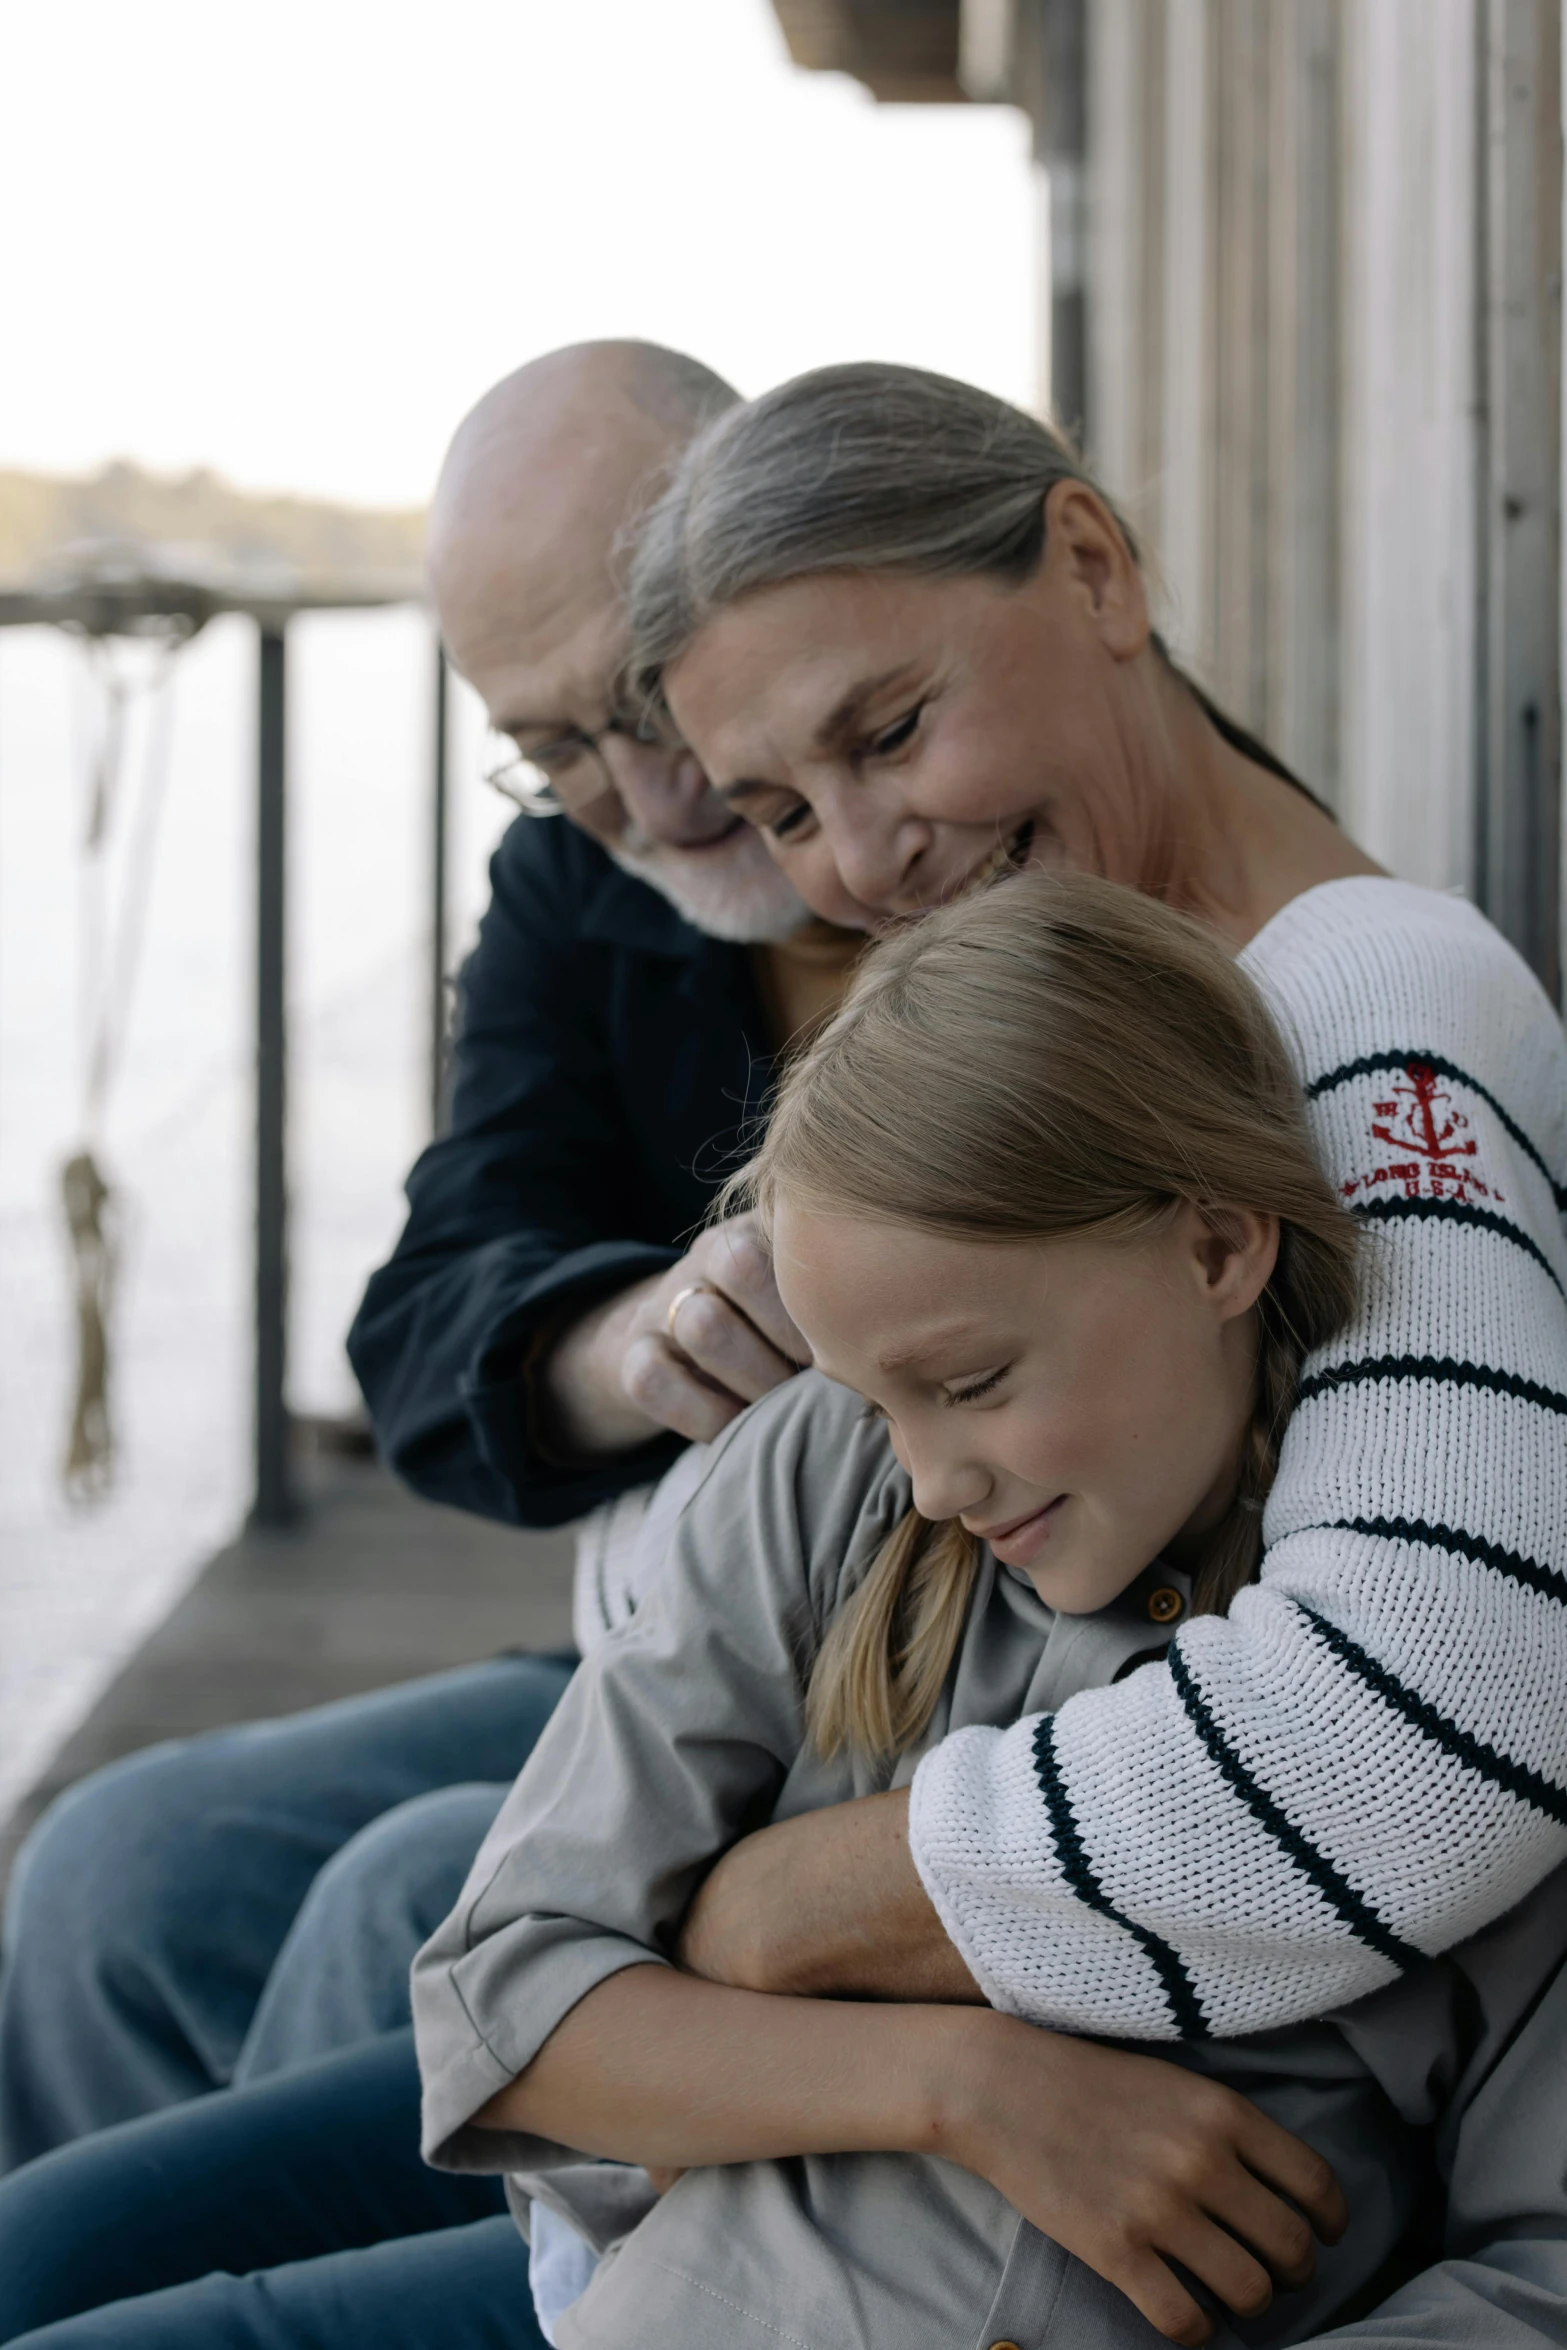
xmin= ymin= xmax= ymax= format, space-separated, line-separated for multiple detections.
xmin=412 ymin=1375 xmax=912 ymax=2176
xmin=478 ymin=1961 xmax=1346 ymax=2350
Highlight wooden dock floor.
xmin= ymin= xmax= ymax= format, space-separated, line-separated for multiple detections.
xmin=1 ymin=1456 xmax=575 ymax=1889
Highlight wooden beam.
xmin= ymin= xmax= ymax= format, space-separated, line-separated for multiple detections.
xmin=769 ymin=0 xmax=965 ymax=102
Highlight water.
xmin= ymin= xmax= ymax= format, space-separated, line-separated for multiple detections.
xmin=0 ymin=610 xmax=507 ymax=1821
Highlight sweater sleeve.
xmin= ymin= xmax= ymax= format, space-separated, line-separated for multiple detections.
xmin=908 ymin=880 xmax=1567 ymax=2041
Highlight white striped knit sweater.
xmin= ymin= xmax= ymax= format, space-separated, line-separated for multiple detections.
xmin=908 ymin=876 xmax=1567 ymax=2041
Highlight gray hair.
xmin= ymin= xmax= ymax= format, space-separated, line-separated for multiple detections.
xmin=627 ymin=360 xmax=1308 ymax=794
xmin=627 ymin=363 xmax=1102 ymax=701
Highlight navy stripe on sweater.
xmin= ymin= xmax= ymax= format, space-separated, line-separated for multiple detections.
xmin=1320 ymin=1513 xmax=1567 ymax=1608
xmin=1350 ymin=1195 xmax=1566 ymax=1301
xmin=1293 ymin=1601 xmax=1567 ymax=1827
xmin=1031 ymin=1714 xmax=1209 ymax=2040
xmin=1166 ymin=1645 xmax=1417 ymax=1971
xmin=1305 ymin=1048 xmax=1567 ymax=1213
xmin=1297 ymin=1355 xmax=1567 ymax=1419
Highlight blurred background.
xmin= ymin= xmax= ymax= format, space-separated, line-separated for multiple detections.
xmin=2 ymin=0 xmax=1562 ymax=1852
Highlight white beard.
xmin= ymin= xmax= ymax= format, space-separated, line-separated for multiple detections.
xmin=608 ymin=823 xmax=811 ymax=944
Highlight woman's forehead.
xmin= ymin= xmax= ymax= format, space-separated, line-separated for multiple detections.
xmin=668 ymin=573 xmax=969 ymax=765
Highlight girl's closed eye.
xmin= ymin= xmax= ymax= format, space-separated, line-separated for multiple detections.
xmin=859 ymin=1368 xmax=1007 ymax=1419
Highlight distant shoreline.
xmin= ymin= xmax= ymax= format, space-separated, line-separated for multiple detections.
xmin=0 ymin=460 xmax=426 ymax=590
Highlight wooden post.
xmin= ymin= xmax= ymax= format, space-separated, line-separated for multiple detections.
xmin=1038 ymin=0 xmax=1088 ymax=439
xmin=430 ymin=638 xmax=451 ymax=1135
xmin=251 ymin=623 xmax=293 ymax=1527
xmin=1475 ymin=0 xmax=1562 ymax=1001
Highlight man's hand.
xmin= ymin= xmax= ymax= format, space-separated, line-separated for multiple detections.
xmin=678 ymin=1788 xmax=985 ymax=2002
xmin=546 ymin=1212 xmax=809 ymax=1455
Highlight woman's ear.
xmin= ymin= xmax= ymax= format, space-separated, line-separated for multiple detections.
xmin=1186 ymin=1205 xmax=1280 ymax=1321
xmin=1043 ymin=481 xmax=1150 ymax=661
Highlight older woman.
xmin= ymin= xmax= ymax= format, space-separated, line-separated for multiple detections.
xmin=624 ymin=361 xmax=1567 ymax=2043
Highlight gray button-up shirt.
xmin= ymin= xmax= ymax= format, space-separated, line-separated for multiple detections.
xmin=412 ymin=1373 xmax=1567 ymax=2350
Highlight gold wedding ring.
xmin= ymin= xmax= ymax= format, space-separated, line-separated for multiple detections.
xmin=666 ymin=1282 xmax=714 ymax=1344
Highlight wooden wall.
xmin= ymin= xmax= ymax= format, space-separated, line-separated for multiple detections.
xmin=1076 ymin=0 xmax=1561 ymax=992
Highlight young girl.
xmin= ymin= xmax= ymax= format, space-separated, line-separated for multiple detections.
xmin=411 ymin=874 xmax=1519 ymax=2350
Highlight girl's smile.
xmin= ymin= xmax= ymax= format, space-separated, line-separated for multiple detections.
xmin=966 ymin=1494 xmax=1069 ymax=1572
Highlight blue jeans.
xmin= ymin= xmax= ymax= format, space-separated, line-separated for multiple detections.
xmin=0 ymin=2029 xmax=543 ymax=2349
xmin=0 ymin=1655 xmax=574 ymax=2171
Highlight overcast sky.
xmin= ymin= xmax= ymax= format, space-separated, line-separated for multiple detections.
xmin=0 ymin=6 xmax=1036 ymax=1800
xmin=3 ymin=0 xmax=1036 ymax=506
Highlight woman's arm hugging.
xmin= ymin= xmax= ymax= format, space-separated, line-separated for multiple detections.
xmin=904 ymin=882 xmax=1567 ymax=2039
xmin=677 ymin=1784 xmax=981 ymax=1999
xmin=677 ymin=885 xmax=1567 ymax=2040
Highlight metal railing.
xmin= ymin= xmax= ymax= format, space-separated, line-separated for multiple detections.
xmin=0 ymin=563 xmax=445 ymax=1528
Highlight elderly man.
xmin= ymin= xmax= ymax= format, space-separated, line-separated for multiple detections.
xmin=0 ymin=341 xmax=860 ymax=2170
xmin=354 ymin=340 xmax=858 ymax=1537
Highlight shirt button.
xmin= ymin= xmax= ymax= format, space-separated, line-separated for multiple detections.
xmin=988 ymin=2340 xmax=1025 ymax=2350
xmin=1146 ymin=1585 xmax=1183 ymax=1625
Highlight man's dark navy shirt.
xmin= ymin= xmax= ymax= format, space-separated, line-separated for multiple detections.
xmin=347 ymin=816 xmax=774 ymax=1527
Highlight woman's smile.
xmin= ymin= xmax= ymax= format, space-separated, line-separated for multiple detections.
xmin=953 ymin=819 xmax=1037 ymax=906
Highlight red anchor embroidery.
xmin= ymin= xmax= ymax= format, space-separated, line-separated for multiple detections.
xmin=1338 ymin=1060 xmax=1504 ymax=1206
xmin=1371 ymin=1063 xmax=1476 ymax=1162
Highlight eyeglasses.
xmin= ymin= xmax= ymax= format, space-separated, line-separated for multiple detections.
xmin=481 ymin=710 xmax=662 ymax=819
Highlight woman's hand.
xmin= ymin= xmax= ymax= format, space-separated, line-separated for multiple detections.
xmin=939 ymin=2017 xmax=1347 ymax=2348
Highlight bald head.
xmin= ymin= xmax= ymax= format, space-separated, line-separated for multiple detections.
xmin=425 ymin=343 xmax=805 ymax=945
xmin=428 ymin=341 xmax=736 ymax=716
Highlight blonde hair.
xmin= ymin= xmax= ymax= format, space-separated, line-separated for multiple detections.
xmin=725 ymin=872 xmax=1361 ymax=1763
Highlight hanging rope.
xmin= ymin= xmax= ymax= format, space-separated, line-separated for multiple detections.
xmin=59 ymin=625 xmax=189 ymax=1504
xmin=59 ymin=1149 xmax=117 ymax=1499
